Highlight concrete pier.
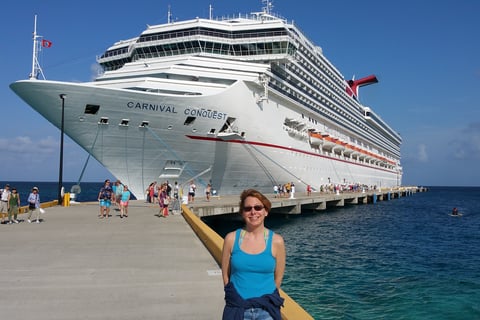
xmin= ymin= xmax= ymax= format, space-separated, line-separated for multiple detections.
xmin=187 ymin=187 xmax=423 ymax=217
xmin=0 ymin=201 xmax=224 ymax=320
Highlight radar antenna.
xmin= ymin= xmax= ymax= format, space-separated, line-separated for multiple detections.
xmin=167 ymin=5 xmax=172 ymax=23
xmin=262 ymin=0 xmax=274 ymax=15
xmin=30 ymin=15 xmax=46 ymax=80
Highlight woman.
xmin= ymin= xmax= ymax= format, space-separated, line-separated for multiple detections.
xmin=27 ymin=187 xmax=41 ymax=223
xmin=97 ymin=180 xmax=113 ymax=219
xmin=157 ymin=184 xmax=169 ymax=218
xmin=221 ymin=189 xmax=286 ymax=320
xmin=7 ymin=187 xmax=20 ymax=224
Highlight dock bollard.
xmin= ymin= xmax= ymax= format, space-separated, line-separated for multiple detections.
xmin=63 ymin=193 xmax=70 ymax=206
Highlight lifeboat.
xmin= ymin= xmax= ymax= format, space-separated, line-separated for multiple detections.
xmin=308 ymin=131 xmax=323 ymax=147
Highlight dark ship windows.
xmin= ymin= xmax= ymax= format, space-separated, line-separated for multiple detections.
xmin=139 ymin=121 xmax=149 ymax=128
xmin=119 ymin=119 xmax=130 ymax=126
xmin=84 ymin=104 xmax=100 ymax=114
xmin=184 ymin=116 xmax=196 ymax=125
xmin=98 ymin=117 xmax=109 ymax=125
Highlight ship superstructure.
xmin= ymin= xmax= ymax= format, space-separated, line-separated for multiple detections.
xmin=11 ymin=2 xmax=402 ymax=199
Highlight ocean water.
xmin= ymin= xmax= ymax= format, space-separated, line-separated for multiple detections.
xmin=0 ymin=181 xmax=137 ymax=205
xmin=204 ymin=187 xmax=480 ymax=320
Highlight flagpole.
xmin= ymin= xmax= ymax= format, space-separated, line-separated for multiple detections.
xmin=30 ymin=15 xmax=38 ymax=79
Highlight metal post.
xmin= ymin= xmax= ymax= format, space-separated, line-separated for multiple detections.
xmin=58 ymin=94 xmax=66 ymax=205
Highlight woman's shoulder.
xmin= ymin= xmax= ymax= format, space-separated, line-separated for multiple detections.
xmin=271 ymin=232 xmax=285 ymax=246
xmin=224 ymin=229 xmax=240 ymax=243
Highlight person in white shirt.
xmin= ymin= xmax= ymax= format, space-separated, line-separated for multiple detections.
xmin=0 ymin=184 xmax=11 ymax=224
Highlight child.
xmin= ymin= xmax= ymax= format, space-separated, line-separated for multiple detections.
xmin=120 ymin=185 xmax=131 ymax=218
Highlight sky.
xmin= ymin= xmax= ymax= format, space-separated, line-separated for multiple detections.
xmin=1 ymin=0 xmax=479 ymax=186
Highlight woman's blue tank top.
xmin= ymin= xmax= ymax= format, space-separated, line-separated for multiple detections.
xmin=230 ymin=228 xmax=276 ymax=299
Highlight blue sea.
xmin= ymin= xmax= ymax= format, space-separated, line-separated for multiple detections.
xmin=0 ymin=181 xmax=133 ymax=205
xmin=2 ymin=182 xmax=478 ymax=319
xmin=204 ymin=187 xmax=480 ymax=320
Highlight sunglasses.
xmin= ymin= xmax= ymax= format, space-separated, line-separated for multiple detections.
xmin=243 ymin=205 xmax=264 ymax=212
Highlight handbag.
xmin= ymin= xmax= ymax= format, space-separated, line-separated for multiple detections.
xmin=163 ymin=198 xmax=169 ymax=205
xmin=29 ymin=203 xmax=36 ymax=209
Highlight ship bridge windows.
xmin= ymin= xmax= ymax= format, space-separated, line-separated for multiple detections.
xmin=84 ymin=104 xmax=100 ymax=114
xmin=134 ymin=40 xmax=292 ymax=60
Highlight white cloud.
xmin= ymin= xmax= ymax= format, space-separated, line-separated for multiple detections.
xmin=0 ymin=136 xmax=57 ymax=155
xmin=417 ymin=144 xmax=428 ymax=162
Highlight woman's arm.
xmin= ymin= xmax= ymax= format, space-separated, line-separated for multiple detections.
xmin=273 ymin=234 xmax=286 ymax=289
xmin=221 ymin=231 xmax=235 ymax=286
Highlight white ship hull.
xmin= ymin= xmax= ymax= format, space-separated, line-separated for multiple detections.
xmin=11 ymin=77 xmax=400 ymax=199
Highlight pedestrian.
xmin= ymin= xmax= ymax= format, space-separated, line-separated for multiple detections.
xmin=173 ymin=181 xmax=179 ymax=200
xmin=158 ymin=184 xmax=169 ymax=218
xmin=188 ymin=180 xmax=196 ymax=203
xmin=221 ymin=189 xmax=286 ymax=319
xmin=0 ymin=184 xmax=10 ymax=224
xmin=306 ymin=184 xmax=312 ymax=196
xmin=97 ymin=179 xmax=113 ymax=219
xmin=8 ymin=187 xmax=20 ymax=224
xmin=115 ymin=180 xmax=124 ymax=208
xmin=27 ymin=186 xmax=41 ymax=223
xmin=206 ymin=183 xmax=212 ymax=201
xmin=120 ymin=185 xmax=131 ymax=218
xmin=148 ymin=181 xmax=156 ymax=204
xmin=273 ymin=185 xmax=278 ymax=198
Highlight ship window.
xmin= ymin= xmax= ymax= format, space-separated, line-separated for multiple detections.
xmin=209 ymin=128 xmax=216 ymax=134
xmin=98 ymin=117 xmax=109 ymax=125
xmin=119 ymin=119 xmax=129 ymax=126
xmin=139 ymin=121 xmax=149 ymax=127
xmin=184 ymin=116 xmax=196 ymax=125
xmin=85 ymin=104 xmax=100 ymax=114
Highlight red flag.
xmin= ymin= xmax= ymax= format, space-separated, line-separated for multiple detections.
xmin=41 ymin=39 xmax=52 ymax=48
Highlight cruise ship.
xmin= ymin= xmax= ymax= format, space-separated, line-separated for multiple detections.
xmin=10 ymin=2 xmax=402 ymax=199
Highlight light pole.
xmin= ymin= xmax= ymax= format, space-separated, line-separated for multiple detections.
xmin=58 ymin=94 xmax=66 ymax=205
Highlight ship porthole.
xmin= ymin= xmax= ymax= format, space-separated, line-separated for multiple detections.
xmin=168 ymin=125 xmax=173 ymax=130
xmin=192 ymin=128 xmax=197 ymax=133
xmin=78 ymin=116 xmax=85 ymax=122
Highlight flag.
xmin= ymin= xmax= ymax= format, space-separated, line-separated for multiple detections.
xmin=41 ymin=39 xmax=52 ymax=48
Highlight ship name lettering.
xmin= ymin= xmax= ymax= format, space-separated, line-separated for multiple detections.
xmin=184 ymin=108 xmax=226 ymax=120
xmin=127 ymin=101 xmax=178 ymax=113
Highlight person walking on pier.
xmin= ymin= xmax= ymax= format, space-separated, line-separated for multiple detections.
xmin=188 ymin=180 xmax=196 ymax=203
xmin=0 ymin=184 xmax=11 ymax=224
xmin=7 ymin=187 xmax=20 ymax=224
xmin=205 ymin=183 xmax=212 ymax=202
xmin=158 ymin=184 xmax=169 ymax=218
xmin=120 ymin=185 xmax=131 ymax=218
xmin=221 ymin=189 xmax=286 ymax=320
xmin=98 ymin=180 xmax=113 ymax=219
xmin=27 ymin=187 xmax=41 ymax=223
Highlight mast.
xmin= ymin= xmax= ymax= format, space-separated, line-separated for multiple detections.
xmin=167 ymin=5 xmax=172 ymax=23
xmin=30 ymin=15 xmax=38 ymax=79
xmin=30 ymin=14 xmax=45 ymax=80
